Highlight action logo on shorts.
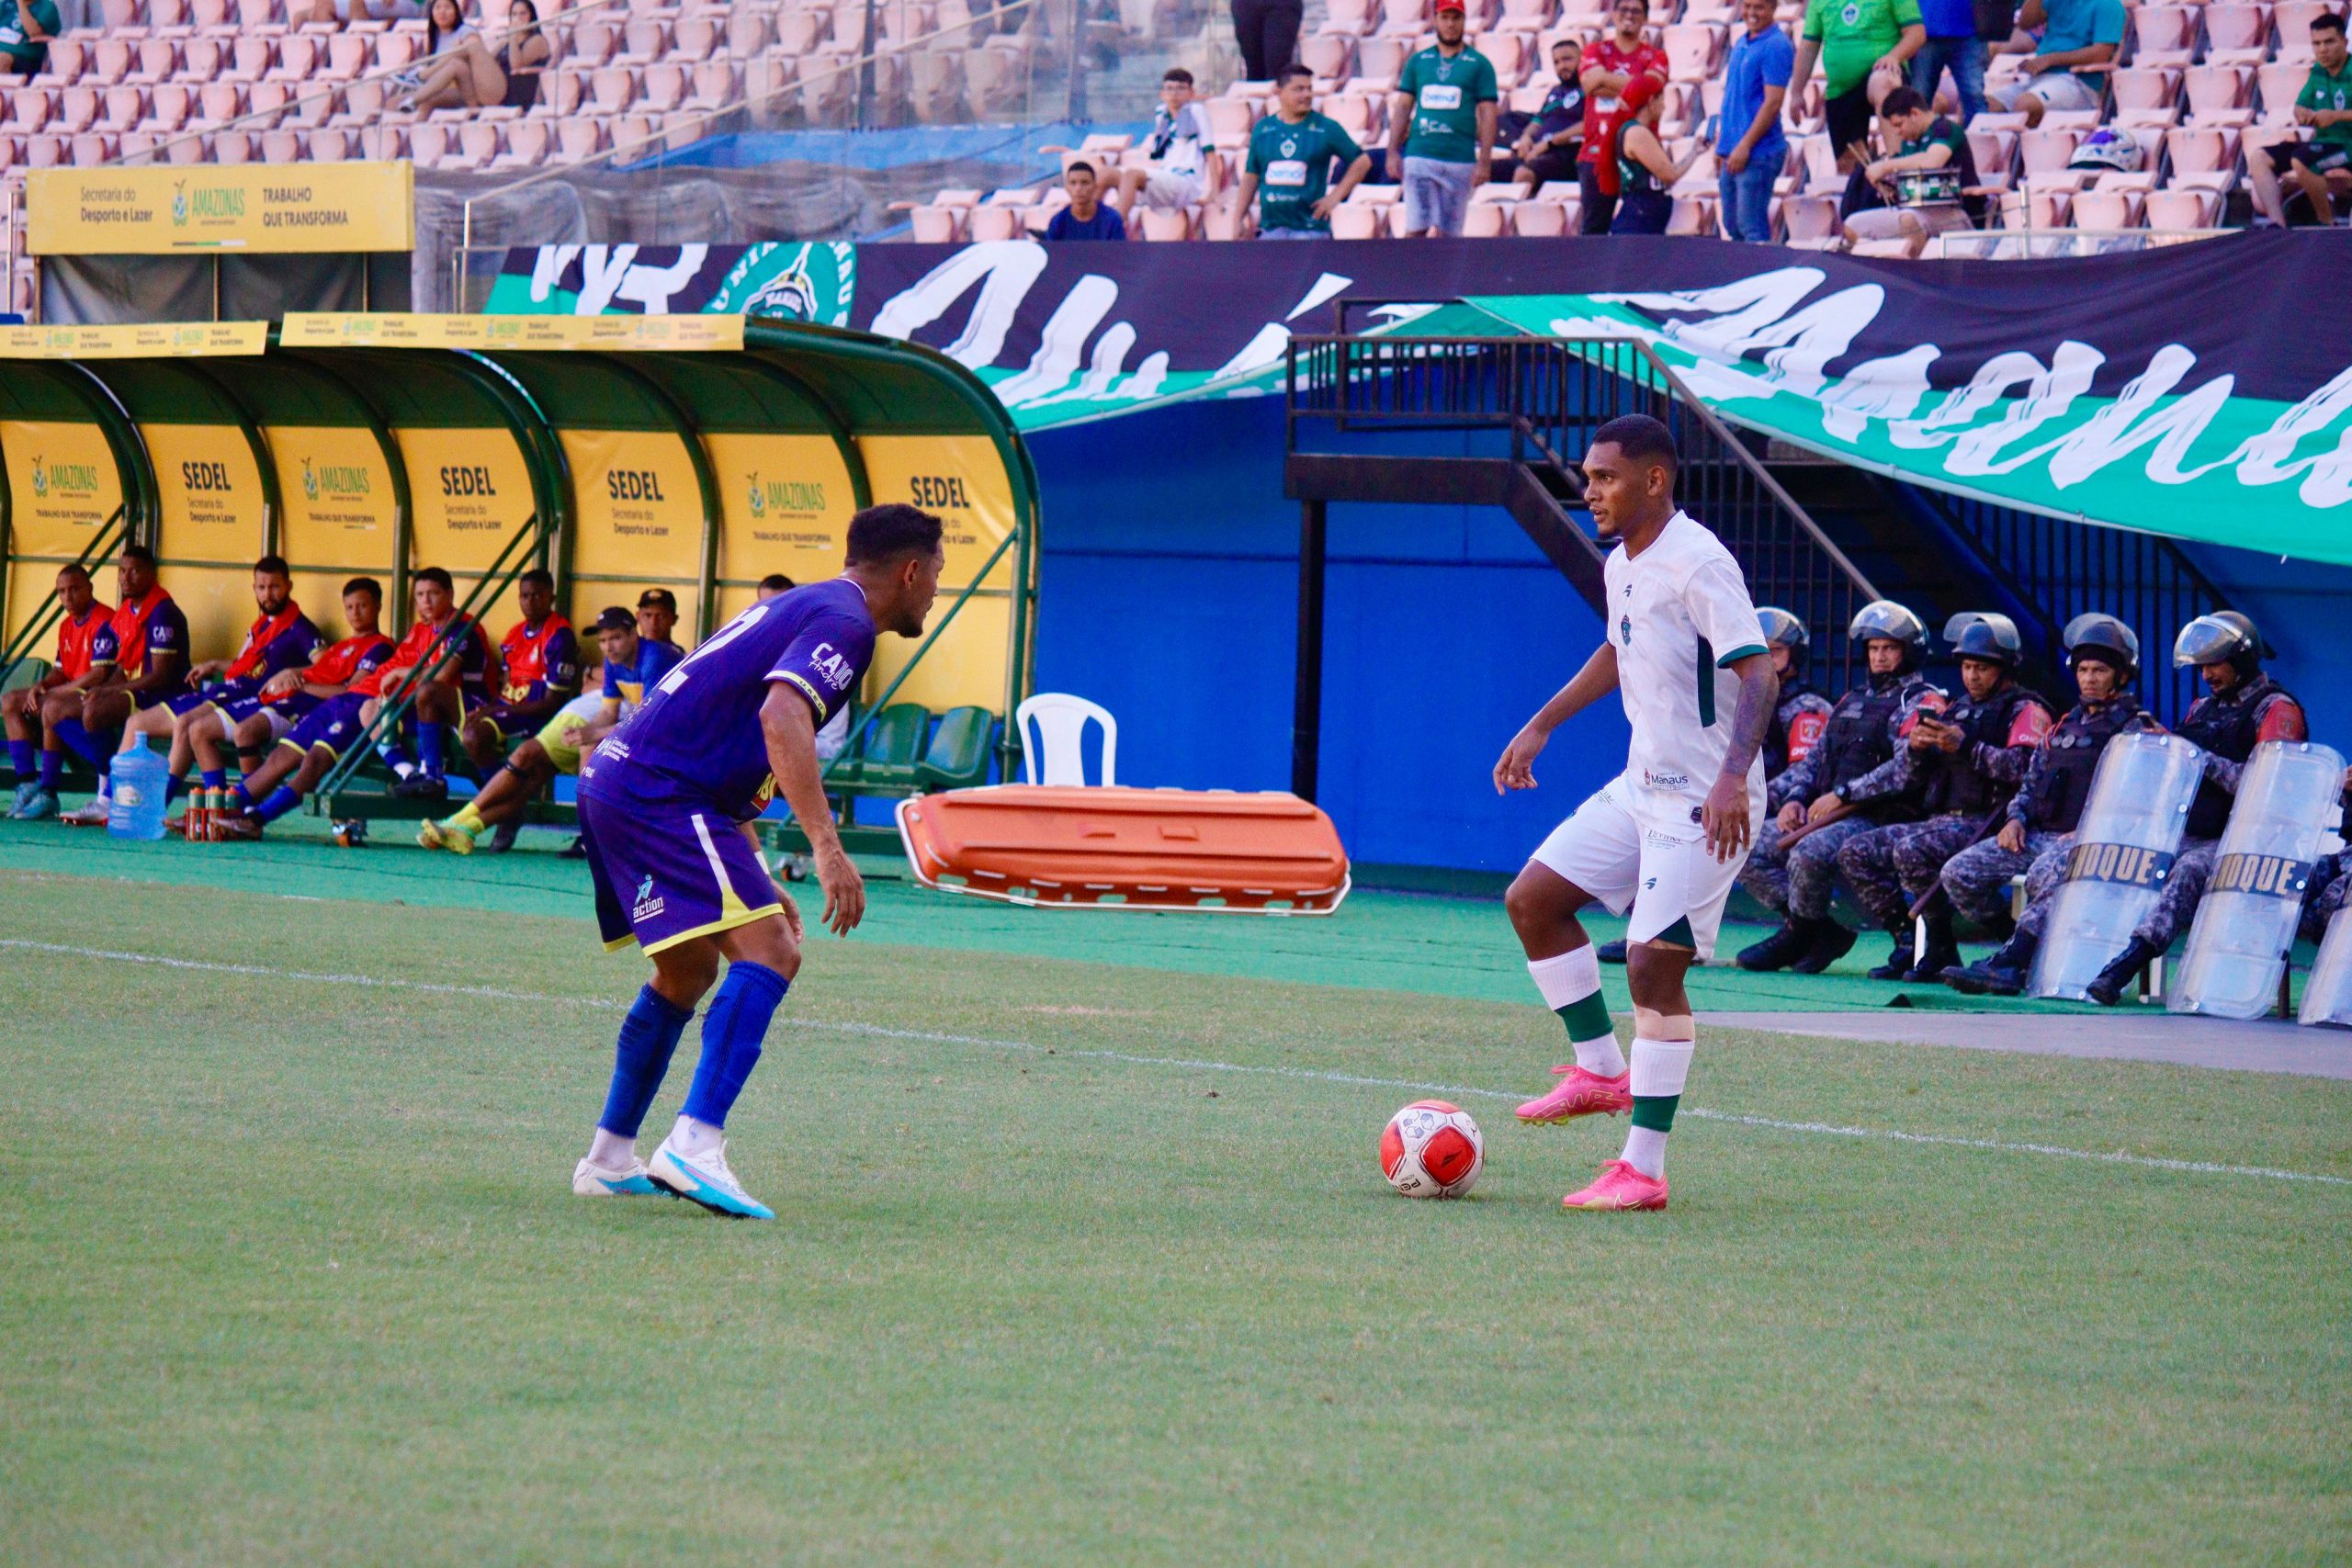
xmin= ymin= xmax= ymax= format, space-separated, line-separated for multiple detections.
xmin=632 ymin=874 xmax=666 ymax=923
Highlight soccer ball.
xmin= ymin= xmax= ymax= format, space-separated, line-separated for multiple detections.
xmin=1379 ymin=1100 xmax=1484 ymax=1199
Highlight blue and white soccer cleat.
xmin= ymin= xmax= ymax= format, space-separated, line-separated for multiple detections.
xmin=12 ymin=787 xmax=59 ymax=820
xmin=571 ymin=1156 xmax=662 ymax=1198
xmin=648 ymin=1136 xmax=775 ymax=1220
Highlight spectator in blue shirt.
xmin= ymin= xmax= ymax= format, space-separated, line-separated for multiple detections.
xmin=1910 ymin=0 xmax=1989 ymax=126
xmin=1996 ymin=0 xmax=2122 ymax=128
xmin=1716 ymin=0 xmax=1793 ymax=241
xmin=1045 ymin=162 xmax=1127 ymax=241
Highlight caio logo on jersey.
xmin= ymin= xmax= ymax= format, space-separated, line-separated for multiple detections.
xmin=441 ymin=465 xmax=496 ymax=497
xmin=808 ymin=640 xmax=857 ymax=693
xmin=908 ymin=474 xmax=970 ymax=510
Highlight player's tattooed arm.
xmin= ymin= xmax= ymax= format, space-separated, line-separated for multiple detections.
xmin=760 ymin=682 xmax=866 ymax=937
xmin=1702 ymin=652 xmax=1778 ymax=863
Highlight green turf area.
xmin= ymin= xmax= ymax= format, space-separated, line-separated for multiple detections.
xmin=2 ymin=864 xmax=2347 ymax=1563
xmin=0 ymin=817 xmax=2092 ymax=1015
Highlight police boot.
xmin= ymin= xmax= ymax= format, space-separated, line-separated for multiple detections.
xmin=1903 ymin=915 xmax=1962 ymax=983
xmin=1941 ymin=930 xmax=2038 ymax=997
xmin=1736 ymin=920 xmax=1811 ymax=972
xmin=1867 ymin=926 xmax=1916 ymax=981
xmin=1790 ymin=919 xmax=1859 ymax=975
xmin=2084 ymin=936 xmax=2161 ymax=1007
xmin=1595 ymin=939 xmax=1629 ymax=964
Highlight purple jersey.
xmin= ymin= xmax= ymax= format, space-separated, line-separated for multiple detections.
xmin=584 ymin=578 xmax=876 ymax=822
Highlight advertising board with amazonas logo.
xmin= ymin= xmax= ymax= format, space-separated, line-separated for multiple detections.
xmin=703 ymin=432 xmax=861 ymax=622
xmin=0 ymin=419 xmax=121 ymax=648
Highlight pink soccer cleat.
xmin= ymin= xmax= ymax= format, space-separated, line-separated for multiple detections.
xmin=1562 ymin=1159 xmax=1668 ymax=1212
xmin=1515 ymin=1065 xmax=1633 ymax=1124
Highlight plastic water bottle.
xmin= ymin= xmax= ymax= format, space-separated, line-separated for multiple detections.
xmin=107 ymin=747 xmax=171 ymax=841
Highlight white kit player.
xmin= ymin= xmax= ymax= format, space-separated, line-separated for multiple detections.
xmin=1492 ymin=414 xmax=1780 ymax=1213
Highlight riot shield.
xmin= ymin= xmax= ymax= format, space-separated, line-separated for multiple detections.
xmin=2300 ymin=897 xmax=2352 ymax=1028
xmin=2030 ymin=731 xmax=2204 ymax=1000
xmin=2171 ymin=742 xmax=2346 ymax=1019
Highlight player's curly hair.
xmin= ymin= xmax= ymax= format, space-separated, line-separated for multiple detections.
xmin=846 ymin=503 xmax=944 ymax=566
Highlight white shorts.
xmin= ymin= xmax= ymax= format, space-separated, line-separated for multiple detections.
xmin=1528 ymin=775 xmax=1761 ymax=962
xmin=1142 ymin=167 xmax=1203 ymax=209
xmin=2015 ymin=71 xmax=2101 ymax=113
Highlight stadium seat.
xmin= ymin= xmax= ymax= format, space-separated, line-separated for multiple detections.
xmin=830 ymin=704 xmax=932 ymax=794
xmin=2204 ymin=3 xmax=2275 ymax=64
xmin=1016 ymin=693 xmax=1117 ymax=787
xmin=2256 ymin=62 xmax=2312 ymax=121
xmin=2275 ymin=0 xmax=2328 ymax=61
xmin=916 ymin=705 xmax=997 ymax=791
xmin=2131 ymin=6 xmax=2198 ymax=65
xmin=2146 ymin=180 xmax=2226 ymax=228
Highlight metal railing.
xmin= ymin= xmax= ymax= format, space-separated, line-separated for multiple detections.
xmin=313 ymin=508 xmax=550 ymax=808
xmin=0 ymin=504 xmax=130 ymax=694
xmin=1906 ymin=490 xmax=2231 ymax=727
xmin=1285 ymin=332 xmax=1883 ymax=694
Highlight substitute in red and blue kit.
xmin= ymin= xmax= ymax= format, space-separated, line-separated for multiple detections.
xmin=571 ymin=503 xmax=944 ymax=1219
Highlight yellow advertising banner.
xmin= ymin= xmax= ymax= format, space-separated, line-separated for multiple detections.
xmin=144 ymin=423 xmax=268 ymax=559
xmin=855 ymin=435 xmax=1018 ymax=588
xmin=0 ymin=321 xmax=267 ymax=359
xmin=560 ymin=428 xmax=706 ymax=579
xmin=280 ymin=313 xmax=745 ymax=353
xmin=395 ymin=426 xmax=534 ymax=574
xmin=0 ymin=418 xmax=122 ymax=556
xmin=270 ymin=424 xmax=400 ymax=569
xmin=854 ymin=434 xmax=1020 ymax=712
xmin=704 ymin=432 xmax=860 ymax=588
xmin=28 ymin=164 xmax=413 ymax=254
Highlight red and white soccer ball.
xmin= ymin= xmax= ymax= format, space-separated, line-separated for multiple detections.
xmin=1379 ymin=1100 xmax=1484 ymax=1199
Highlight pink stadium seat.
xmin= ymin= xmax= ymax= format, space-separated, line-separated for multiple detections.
xmin=1328 ymin=201 xmax=1385 ymax=238
xmin=556 ymin=117 xmax=604 ymax=160
xmin=307 ymin=127 xmax=349 ymax=160
xmin=642 ymin=62 xmax=686 ymax=111
xmin=2256 ymin=62 xmax=2311 ymax=120
xmin=772 ymin=10 xmax=821 ymax=53
xmin=725 ymin=8 xmax=770 ymax=54
xmin=182 ymin=38 xmax=227 ymax=80
xmin=2130 ymin=6 xmax=2197 ymax=64
xmin=213 ymin=129 xmax=253 ymax=163
xmin=543 ymin=70 xmax=584 ymax=115
xmin=2018 ymin=126 xmax=2080 ymax=173
xmin=105 ymin=0 xmax=146 ymax=23
xmin=130 ymin=37 xmax=179 ymax=84
xmin=25 ymin=131 xmax=62 ymax=166
xmin=150 ymin=84 xmax=193 ymax=132
xmin=831 ymin=1 xmax=868 ymax=50
xmin=1300 ymin=33 xmax=1355 ymax=77
xmin=191 ymin=0 xmax=232 ymax=27
xmin=248 ymin=79 xmax=293 ymax=123
xmin=198 ymin=80 xmax=241 ymax=120
xmin=590 ymin=66 xmax=635 ymax=112
xmin=2145 ymin=184 xmax=2224 ymax=229
xmin=1511 ymin=197 xmax=1572 ymax=234
xmin=1380 ymin=0 xmax=1428 ymax=35
xmin=407 ymin=120 xmax=449 ymax=164
xmin=165 ymin=130 xmax=205 ymax=163
xmin=99 ymin=85 xmax=143 ymax=130
xmin=617 ymin=20 xmax=668 ymax=63
xmin=501 ymin=118 xmax=550 ymax=164
xmin=459 ymin=121 xmax=501 ymax=164
xmin=1357 ymin=34 xmax=1410 ymax=80
xmin=86 ymin=39 xmax=132 ymax=85
xmin=323 ymin=34 xmax=370 ymax=77
xmin=118 ymin=129 xmax=155 ymax=162
xmin=69 ymin=131 xmax=115 ymax=165
xmin=266 ymin=35 xmax=319 ymax=79
xmin=2184 ymin=64 xmax=2252 ymax=118
xmin=228 ymin=37 xmax=274 ymax=81
xmin=566 ymin=23 xmax=616 ymax=69
xmin=2070 ymin=185 xmax=2146 ymax=229
xmin=57 ymin=86 xmax=98 ymax=132
xmin=2203 ymin=4 xmax=2274 ymax=63
xmin=1322 ymin=0 xmax=1376 ymax=30
xmin=686 ymin=59 xmax=737 ymax=110
xmin=152 ymin=0 xmax=190 ymax=24
xmin=1966 ymin=126 xmax=2018 ymax=186
xmin=9 ymin=90 xmax=47 ymax=132
xmin=259 ymin=128 xmax=301 ymax=161
xmin=1662 ymin=22 xmax=1721 ymax=81
xmin=673 ymin=14 xmax=719 ymax=59
xmin=355 ymin=123 xmax=403 ymax=160
xmin=2275 ymin=0 xmax=2327 ymax=60
xmin=2109 ymin=67 xmax=2177 ymax=114
xmin=2163 ymin=123 xmax=2241 ymax=175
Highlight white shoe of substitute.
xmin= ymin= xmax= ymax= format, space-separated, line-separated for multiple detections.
xmin=648 ymin=1135 xmax=775 ymax=1220
xmin=571 ymin=1155 xmax=661 ymax=1198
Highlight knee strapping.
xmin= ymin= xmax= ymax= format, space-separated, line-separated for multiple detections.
xmin=1632 ymin=1009 xmax=1695 ymax=1042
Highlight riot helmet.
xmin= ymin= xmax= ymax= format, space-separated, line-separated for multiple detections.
xmin=2173 ymin=611 xmax=2263 ymax=678
xmin=1848 ymin=600 xmax=1929 ymax=671
xmin=1944 ymin=611 xmax=2024 ymax=668
xmin=2064 ymin=612 xmax=2141 ymax=682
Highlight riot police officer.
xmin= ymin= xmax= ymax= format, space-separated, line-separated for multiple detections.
xmin=2080 ymin=610 xmax=2307 ymax=1004
xmin=1941 ymin=614 xmax=2161 ymax=996
xmin=1736 ymin=600 xmax=1945 ymax=975
xmin=1836 ymin=613 xmax=2056 ymax=981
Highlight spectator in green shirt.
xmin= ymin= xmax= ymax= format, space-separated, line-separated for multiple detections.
xmin=1996 ymin=0 xmax=2123 ymax=127
xmin=2249 ymin=12 xmax=2352 ymax=227
xmin=1236 ymin=64 xmax=1374 ymax=238
xmin=1387 ymin=0 xmax=1499 ymax=237
xmin=0 ymin=0 xmax=58 ymax=75
xmin=1838 ymin=85 xmax=1978 ymax=255
xmin=1789 ymin=0 xmax=1926 ymax=172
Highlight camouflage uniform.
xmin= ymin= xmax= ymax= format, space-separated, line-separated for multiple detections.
xmin=1765 ymin=678 xmax=1836 ymax=813
xmin=1937 ymin=690 xmax=2161 ymax=935
xmin=1738 ymin=670 xmax=1943 ymax=919
xmin=2118 ymin=673 xmax=2305 ymax=953
xmin=2301 ymin=850 xmax=2352 ymax=946
xmin=1837 ymin=677 xmax=2055 ymax=931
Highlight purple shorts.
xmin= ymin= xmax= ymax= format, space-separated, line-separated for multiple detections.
xmin=285 ymin=690 xmax=372 ymax=756
xmin=167 ymin=679 xmax=262 ymax=725
xmin=577 ymin=784 xmax=780 ymax=954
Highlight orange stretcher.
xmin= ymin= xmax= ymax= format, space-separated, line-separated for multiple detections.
xmin=895 ymin=785 xmax=1351 ymax=914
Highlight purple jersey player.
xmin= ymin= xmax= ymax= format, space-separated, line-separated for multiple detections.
xmin=571 ymin=503 xmax=946 ymax=1218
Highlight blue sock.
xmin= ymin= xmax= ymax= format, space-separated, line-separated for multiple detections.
xmin=679 ymin=962 xmax=790 ymax=1129
xmin=200 ymin=767 xmax=226 ymax=791
xmin=51 ymin=717 xmax=100 ymax=767
xmin=232 ymin=782 xmax=254 ymax=812
xmin=597 ymin=986 xmax=696 ymax=1138
xmin=38 ymin=747 xmax=62 ymax=790
xmin=92 ymin=729 xmax=120 ymax=784
xmin=165 ymin=775 xmax=187 ymax=804
xmin=255 ymin=785 xmax=302 ymax=823
xmin=7 ymin=739 xmax=31 ymax=776
xmin=418 ymin=721 xmax=445 ymax=778
xmin=376 ymin=726 xmax=411 ymax=772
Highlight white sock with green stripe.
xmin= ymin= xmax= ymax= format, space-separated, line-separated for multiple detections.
xmin=1623 ymin=1036 xmax=1696 ymax=1179
xmin=1527 ymin=947 xmax=1626 ymax=1077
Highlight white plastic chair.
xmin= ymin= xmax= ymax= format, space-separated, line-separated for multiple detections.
xmin=1016 ymin=693 xmax=1117 ymax=786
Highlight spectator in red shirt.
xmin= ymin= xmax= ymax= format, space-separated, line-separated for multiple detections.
xmin=1577 ymin=0 xmax=1669 ymax=234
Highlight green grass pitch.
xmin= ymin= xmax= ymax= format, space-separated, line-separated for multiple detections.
xmin=3 ymin=863 xmax=2349 ymax=1564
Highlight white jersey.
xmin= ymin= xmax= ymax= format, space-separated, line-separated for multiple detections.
xmin=1602 ymin=510 xmax=1769 ymax=827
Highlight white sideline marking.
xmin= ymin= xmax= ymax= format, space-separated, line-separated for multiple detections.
xmin=10 ymin=938 xmax=2349 ymax=1190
